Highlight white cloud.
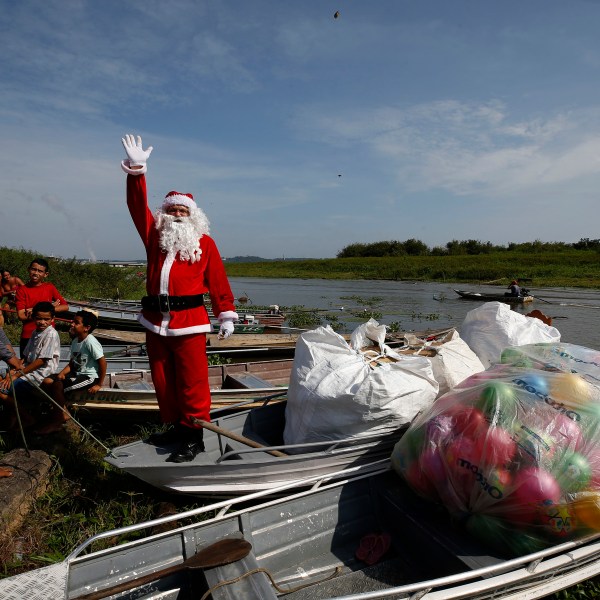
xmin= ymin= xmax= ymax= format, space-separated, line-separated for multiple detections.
xmin=292 ymin=100 xmax=600 ymax=200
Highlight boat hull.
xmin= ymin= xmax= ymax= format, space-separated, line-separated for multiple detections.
xmin=105 ymin=401 xmax=403 ymax=495
xmin=454 ymin=289 xmax=534 ymax=303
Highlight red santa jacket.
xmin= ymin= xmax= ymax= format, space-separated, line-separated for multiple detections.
xmin=127 ymin=174 xmax=237 ymax=336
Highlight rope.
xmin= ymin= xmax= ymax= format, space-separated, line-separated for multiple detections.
xmin=199 ymin=565 xmax=342 ymax=600
xmin=12 ymin=371 xmax=112 ymax=455
xmin=7 ymin=370 xmax=30 ymax=456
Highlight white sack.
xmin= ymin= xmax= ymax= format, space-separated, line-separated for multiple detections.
xmin=283 ymin=323 xmax=438 ymax=449
xmin=460 ymin=302 xmax=561 ymax=369
xmin=426 ymin=330 xmax=485 ymax=396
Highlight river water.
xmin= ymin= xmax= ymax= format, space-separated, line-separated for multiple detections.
xmin=229 ymin=277 xmax=600 ymax=350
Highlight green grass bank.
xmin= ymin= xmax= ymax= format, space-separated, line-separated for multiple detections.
xmin=1 ymin=247 xmax=599 ymax=298
xmin=224 ymin=251 xmax=600 ymax=289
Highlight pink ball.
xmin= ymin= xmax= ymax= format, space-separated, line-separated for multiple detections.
xmin=548 ymin=413 xmax=584 ymax=452
xmin=403 ymin=460 xmax=437 ymax=499
xmin=475 ymin=426 xmax=517 ymax=467
xmin=507 ymin=467 xmax=561 ymax=524
xmin=449 ymin=406 xmax=489 ymax=438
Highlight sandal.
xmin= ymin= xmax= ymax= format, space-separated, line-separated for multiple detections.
xmin=355 ymin=532 xmax=392 ymax=565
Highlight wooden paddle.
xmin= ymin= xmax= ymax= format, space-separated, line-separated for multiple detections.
xmin=194 ymin=419 xmax=287 ymax=457
xmin=72 ymin=537 xmax=252 ymax=600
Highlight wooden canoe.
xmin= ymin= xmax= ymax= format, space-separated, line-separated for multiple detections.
xmin=67 ymin=358 xmax=293 ymax=415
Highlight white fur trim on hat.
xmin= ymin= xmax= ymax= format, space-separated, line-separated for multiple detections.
xmin=162 ymin=190 xmax=196 ymax=211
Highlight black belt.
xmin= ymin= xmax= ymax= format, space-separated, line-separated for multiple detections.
xmin=141 ymin=294 xmax=204 ymax=312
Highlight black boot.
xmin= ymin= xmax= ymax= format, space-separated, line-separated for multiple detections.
xmin=166 ymin=427 xmax=205 ymax=463
xmin=145 ymin=424 xmax=182 ymax=446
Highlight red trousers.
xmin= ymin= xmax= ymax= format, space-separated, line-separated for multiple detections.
xmin=146 ymin=330 xmax=211 ymax=426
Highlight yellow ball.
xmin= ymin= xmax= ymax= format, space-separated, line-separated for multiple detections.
xmin=573 ymin=493 xmax=600 ymax=531
xmin=550 ymin=373 xmax=593 ymax=407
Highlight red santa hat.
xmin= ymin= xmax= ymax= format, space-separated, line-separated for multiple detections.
xmin=162 ymin=190 xmax=196 ymax=211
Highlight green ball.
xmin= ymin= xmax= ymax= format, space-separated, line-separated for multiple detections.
xmin=552 ymin=450 xmax=592 ymax=494
xmin=476 ymin=381 xmax=519 ymax=427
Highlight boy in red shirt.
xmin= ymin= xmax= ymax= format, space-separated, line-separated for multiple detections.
xmin=15 ymin=258 xmax=69 ymax=357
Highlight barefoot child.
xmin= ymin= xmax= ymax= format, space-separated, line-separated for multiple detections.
xmin=0 ymin=301 xmax=61 ymax=429
xmin=38 ymin=309 xmax=106 ymax=434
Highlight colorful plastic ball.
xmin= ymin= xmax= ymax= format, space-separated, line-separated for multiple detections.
xmin=518 ymin=373 xmax=550 ymax=396
xmin=552 ymin=450 xmax=592 ymax=494
xmin=500 ymin=347 xmax=523 ymax=363
xmin=442 ymin=405 xmax=489 ymax=438
xmin=550 ymin=373 xmax=593 ymax=407
xmin=507 ymin=467 xmax=561 ymax=524
xmin=500 ymin=348 xmax=535 ymax=368
xmin=475 ymin=426 xmax=517 ymax=467
xmin=573 ymin=493 xmax=600 ymax=531
xmin=547 ymin=413 xmax=584 ymax=452
xmin=402 ymin=459 xmax=438 ymax=499
xmin=465 ymin=513 xmax=547 ymax=556
xmin=476 ymin=382 xmax=519 ymax=426
xmin=539 ymin=502 xmax=579 ymax=538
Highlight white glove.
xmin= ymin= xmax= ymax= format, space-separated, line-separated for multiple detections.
xmin=218 ymin=319 xmax=235 ymax=340
xmin=121 ymin=134 xmax=153 ymax=167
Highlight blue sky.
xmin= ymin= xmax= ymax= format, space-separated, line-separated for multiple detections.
xmin=2 ymin=1 xmax=600 ymax=260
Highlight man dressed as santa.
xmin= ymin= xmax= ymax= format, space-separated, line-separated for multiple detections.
xmin=121 ymin=134 xmax=238 ymax=462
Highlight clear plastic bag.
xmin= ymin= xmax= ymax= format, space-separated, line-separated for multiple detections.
xmin=392 ymin=343 xmax=600 ymax=556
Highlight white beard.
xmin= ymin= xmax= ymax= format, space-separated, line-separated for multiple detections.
xmin=155 ymin=208 xmax=210 ymax=263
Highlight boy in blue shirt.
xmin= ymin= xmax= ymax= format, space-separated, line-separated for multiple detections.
xmin=37 ymin=309 xmax=106 ymax=434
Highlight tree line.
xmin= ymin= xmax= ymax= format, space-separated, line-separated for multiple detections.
xmin=337 ymin=238 xmax=600 ymax=258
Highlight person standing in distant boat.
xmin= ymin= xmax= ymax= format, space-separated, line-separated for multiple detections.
xmin=120 ymin=134 xmax=238 ymax=463
xmin=506 ymin=280 xmax=521 ymax=297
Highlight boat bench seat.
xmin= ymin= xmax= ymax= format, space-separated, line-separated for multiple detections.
xmin=222 ymin=373 xmax=274 ymax=390
xmin=203 ymin=543 xmax=277 ymax=600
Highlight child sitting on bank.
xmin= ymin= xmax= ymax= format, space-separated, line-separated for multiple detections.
xmin=37 ymin=309 xmax=106 ymax=434
xmin=0 ymin=301 xmax=61 ymax=429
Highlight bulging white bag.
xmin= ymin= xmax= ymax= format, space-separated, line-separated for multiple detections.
xmin=460 ymin=302 xmax=561 ymax=369
xmin=426 ymin=330 xmax=485 ymax=396
xmin=283 ymin=322 xmax=438 ymax=449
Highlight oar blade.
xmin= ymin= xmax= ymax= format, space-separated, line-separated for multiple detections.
xmin=191 ymin=538 xmax=253 ymax=569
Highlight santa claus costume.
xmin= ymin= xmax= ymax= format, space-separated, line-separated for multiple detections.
xmin=121 ymin=135 xmax=237 ymax=462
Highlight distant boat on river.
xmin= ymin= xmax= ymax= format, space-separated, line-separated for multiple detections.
xmin=454 ymin=289 xmax=534 ymax=304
